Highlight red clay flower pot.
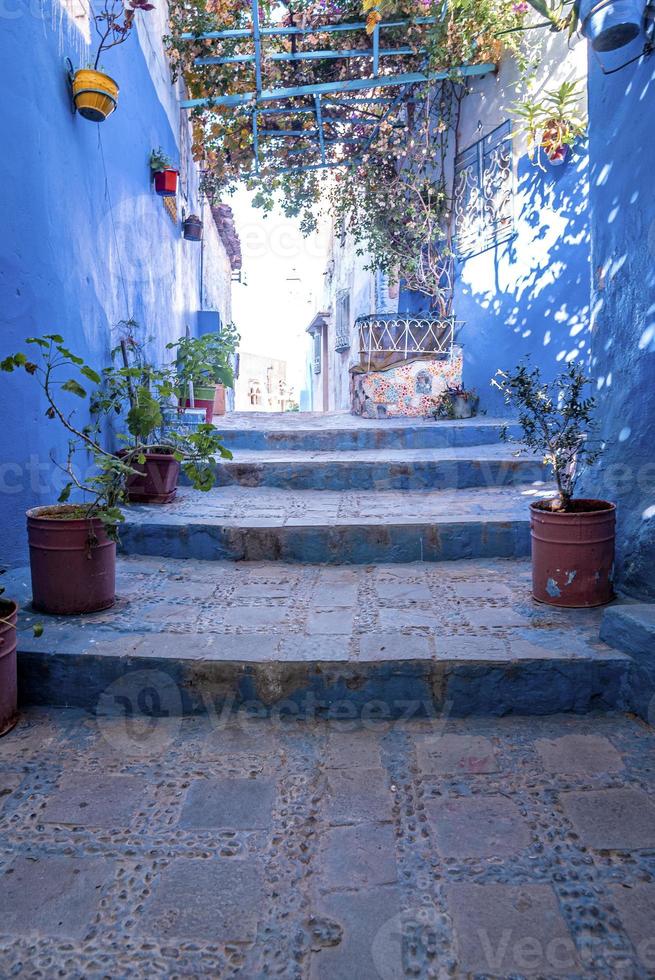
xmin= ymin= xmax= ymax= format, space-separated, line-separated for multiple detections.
xmin=125 ymin=451 xmax=180 ymax=504
xmin=183 ymin=396 xmax=215 ymax=424
xmin=530 ymin=499 xmax=616 ymax=607
xmin=26 ymin=506 xmax=116 ymax=615
xmin=0 ymin=599 xmax=18 ymax=737
xmin=153 ymin=169 xmax=179 ymax=197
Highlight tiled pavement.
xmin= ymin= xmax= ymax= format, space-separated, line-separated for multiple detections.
xmin=1 ymin=708 xmax=654 ymax=977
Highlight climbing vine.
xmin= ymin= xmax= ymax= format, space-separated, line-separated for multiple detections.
xmin=165 ymin=0 xmax=529 ymax=304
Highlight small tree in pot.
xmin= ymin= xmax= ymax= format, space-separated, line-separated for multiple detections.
xmin=493 ymin=359 xmax=614 ymax=608
xmin=2 ymin=334 xmax=232 ymax=615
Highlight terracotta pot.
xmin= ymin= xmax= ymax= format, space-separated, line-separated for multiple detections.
xmin=125 ymin=452 xmax=180 ymax=504
xmin=213 ymin=383 xmax=226 ymax=417
xmin=153 ymin=169 xmax=178 ymax=197
xmin=26 ymin=506 xmax=116 ymax=615
xmin=0 ymin=599 xmax=18 ymax=737
xmin=183 ymin=385 xmax=216 ymax=424
xmin=530 ymin=499 xmax=616 ymax=608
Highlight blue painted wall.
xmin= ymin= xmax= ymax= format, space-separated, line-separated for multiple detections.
xmin=455 ymin=148 xmax=592 ymax=415
xmin=582 ymin=50 xmax=655 ymax=599
xmin=0 ymin=4 xmax=229 ymax=568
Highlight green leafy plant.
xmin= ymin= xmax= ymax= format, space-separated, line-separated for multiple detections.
xmin=150 ymin=147 xmax=177 ymax=173
xmin=513 ymin=79 xmax=586 ymax=164
xmin=429 ymin=384 xmax=479 ymax=419
xmin=492 ymin=359 xmax=602 ymax=510
xmin=167 ymin=326 xmax=240 ymax=395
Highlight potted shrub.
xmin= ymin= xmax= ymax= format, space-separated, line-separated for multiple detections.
xmin=493 ymin=360 xmax=614 ymax=608
xmin=429 ymin=385 xmax=479 ymax=420
xmin=168 ymin=327 xmax=239 ymax=423
xmin=183 ymin=214 xmax=204 ymax=241
xmin=513 ymin=81 xmax=586 ymax=169
xmin=71 ymin=0 xmax=154 ymax=122
xmin=150 ymin=148 xmax=179 ymax=197
xmin=2 ymin=334 xmax=232 ymax=615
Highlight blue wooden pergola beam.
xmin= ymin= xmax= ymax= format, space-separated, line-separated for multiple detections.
xmin=195 ymin=46 xmax=425 ymax=66
xmin=250 ymin=0 xmax=262 ymax=93
xmin=179 ymin=16 xmax=437 ymax=42
xmin=180 ymin=63 xmax=495 ymax=110
xmin=315 ymin=95 xmax=327 ymax=164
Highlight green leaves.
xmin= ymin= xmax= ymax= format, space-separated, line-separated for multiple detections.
xmin=126 ymin=384 xmax=163 ymax=441
xmin=62 ymin=378 xmax=87 ymax=398
xmin=81 ymin=365 xmax=102 ymax=384
xmin=33 ymin=623 xmax=44 ymax=638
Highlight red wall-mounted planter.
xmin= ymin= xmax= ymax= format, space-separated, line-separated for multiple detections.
xmin=154 ymin=169 xmax=179 ymax=197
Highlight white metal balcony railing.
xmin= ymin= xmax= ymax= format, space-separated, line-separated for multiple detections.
xmin=356 ymin=313 xmax=456 ymax=372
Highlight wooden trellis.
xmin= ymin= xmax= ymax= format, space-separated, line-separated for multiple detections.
xmin=179 ymin=2 xmax=494 ymax=176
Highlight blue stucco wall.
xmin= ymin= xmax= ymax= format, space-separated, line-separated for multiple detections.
xmin=454 ymin=148 xmax=591 ymax=415
xmin=0 ymin=4 xmax=228 ymax=567
xmin=582 ymin=52 xmax=655 ymax=600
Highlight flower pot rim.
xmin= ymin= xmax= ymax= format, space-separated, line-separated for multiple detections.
xmin=26 ymin=504 xmax=111 ymax=526
xmin=119 ymin=448 xmax=178 ymax=460
xmin=73 ymin=67 xmax=119 ymax=87
xmin=530 ymin=498 xmax=616 ymax=516
xmin=152 ymin=167 xmax=179 ymax=175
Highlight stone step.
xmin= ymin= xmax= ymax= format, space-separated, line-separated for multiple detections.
xmin=119 ymin=485 xmax=554 ymax=564
xmin=6 ymin=557 xmax=631 ymax=718
xmin=202 ymin=445 xmax=550 ymax=491
xmin=215 ymin=412 xmax=521 ymax=452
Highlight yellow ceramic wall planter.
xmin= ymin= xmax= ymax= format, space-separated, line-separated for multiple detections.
xmin=72 ymin=69 xmax=119 ymax=122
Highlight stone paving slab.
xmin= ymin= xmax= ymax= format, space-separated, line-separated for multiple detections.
xmin=0 ymin=708 xmax=654 ymax=977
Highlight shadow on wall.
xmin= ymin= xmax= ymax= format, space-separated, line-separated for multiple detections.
xmin=455 ymin=148 xmax=591 ymax=415
xmin=581 ymin=54 xmax=655 ymax=599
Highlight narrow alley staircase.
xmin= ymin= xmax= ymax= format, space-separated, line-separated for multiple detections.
xmin=11 ymin=413 xmax=632 ymax=719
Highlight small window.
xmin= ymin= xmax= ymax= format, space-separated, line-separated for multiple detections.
xmin=335 ymin=290 xmax=351 ymax=352
xmin=454 ymin=121 xmax=514 ymax=260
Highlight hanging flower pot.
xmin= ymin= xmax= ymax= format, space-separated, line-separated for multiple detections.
xmin=0 ymin=598 xmax=18 ymax=737
xmin=183 ymin=214 xmax=203 ymax=241
xmin=72 ymin=69 xmax=119 ymax=122
xmin=579 ymin=0 xmax=645 ymax=51
xmin=153 ymin=169 xmax=179 ymax=197
xmin=541 ymin=120 xmax=571 ymax=167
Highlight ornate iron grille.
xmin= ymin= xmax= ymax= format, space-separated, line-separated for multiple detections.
xmin=454 ymin=121 xmax=514 ymax=260
xmin=357 ymin=313 xmax=455 ymax=372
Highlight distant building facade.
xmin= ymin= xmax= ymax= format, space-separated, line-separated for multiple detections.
xmin=235 ymin=353 xmax=294 ymax=412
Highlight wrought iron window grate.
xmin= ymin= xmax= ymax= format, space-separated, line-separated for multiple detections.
xmin=454 ymin=120 xmax=514 ymax=260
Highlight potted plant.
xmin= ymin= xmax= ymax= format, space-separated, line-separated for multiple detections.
xmin=183 ymin=214 xmax=204 ymax=241
xmin=1 ymin=336 xmax=127 ymax=615
xmin=150 ymin=147 xmax=179 ymax=197
xmin=513 ymin=81 xmax=586 ymax=169
xmin=429 ymin=385 xmax=479 ymax=420
xmin=71 ymin=0 xmax=154 ymax=122
xmin=493 ymin=360 xmax=614 ymax=608
xmin=168 ymin=327 xmax=239 ymax=423
xmin=2 ymin=334 xmax=232 ymax=615
xmin=0 ymin=579 xmax=43 ymax=737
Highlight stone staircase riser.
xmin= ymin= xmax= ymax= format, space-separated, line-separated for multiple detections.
xmin=17 ymin=651 xmax=630 ymax=718
xmin=196 ymin=459 xmax=550 ymax=492
xmin=218 ymin=424 xmax=523 ymax=453
xmin=119 ymin=520 xmax=531 ymax=563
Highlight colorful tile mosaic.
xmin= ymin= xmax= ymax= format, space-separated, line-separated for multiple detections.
xmin=351 ymin=347 xmax=464 ymax=418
